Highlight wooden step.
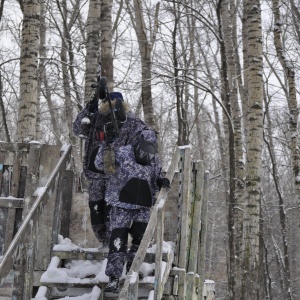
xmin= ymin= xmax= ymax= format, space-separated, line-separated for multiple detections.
xmin=33 ymin=277 xmax=174 ymax=299
xmin=33 ymin=253 xmax=175 ymax=299
xmin=51 ymin=248 xmax=169 ymax=263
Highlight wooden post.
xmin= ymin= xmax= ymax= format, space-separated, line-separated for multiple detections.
xmin=128 ymin=272 xmax=139 ymax=300
xmin=60 ymin=169 xmax=74 ymax=238
xmin=176 ymin=146 xmax=191 ymax=269
xmin=23 ymin=218 xmax=39 ymax=298
xmin=22 ymin=143 xmax=42 ymax=217
xmin=11 ymin=242 xmax=27 ymax=298
xmin=172 ymin=274 xmax=178 ymax=295
xmin=197 ymin=170 xmax=210 ymax=299
xmin=203 ymin=280 xmax=215 ymax=300
xmin=154 ymin=206 xmax=164 ymax=299
xmin=177 ymin=268 xmax=186 ymax=300
xmin=3 ymin=147 xmax=25 ymax=253
xmin=188 ymin=161 xmax=204 ymax=273
xmin=186 ymin=272 xmax=195 ymax=300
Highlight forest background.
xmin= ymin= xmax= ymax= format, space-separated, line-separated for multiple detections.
xmin=1 ymin=0 xmax=300 ymax=299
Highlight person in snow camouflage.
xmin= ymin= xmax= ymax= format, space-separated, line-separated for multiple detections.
xmin=94 ymin=130 xmax=170 ymax=294
xmin=73 ymin=92 xmax=154 ymax=248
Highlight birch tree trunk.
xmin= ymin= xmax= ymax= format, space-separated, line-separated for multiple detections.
xmin=263 ymin=88 xmax=293 ymax=299
xmin=132 ymin=0 xmax=159 ymax=130
xmin=272 ymin=0 xmax=300 ymax=238
xmin=38 ymin=0 xmax=61 ymax=144
xmin=16 ymin=0 xmax=40 ymax=142
xmin=101 ymin=0 xmax=114 ymax=90
xmin=242 ymin=1 xmax=265 ymax=298
xmin=84 ymin=0 xmax=101 ymax=103
xmin=217 ymin=2 xmax=238 ymax=298
xmin=220 ymin=0 xmax=246 ymax=298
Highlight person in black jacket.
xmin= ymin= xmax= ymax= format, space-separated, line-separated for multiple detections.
xmin=94 ymin=130 xmax=170 ymax=295
xmin=73 ymin=92 xmax=154 ymax=249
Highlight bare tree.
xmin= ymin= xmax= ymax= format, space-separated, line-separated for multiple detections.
xmin=101 ymin=0 xmax=114 ymax=89
xmin=84 ymin=0 xmax=101 ymax=102
xmin=242 ymin=0 xmax=265 ymax=297
xmin=16 ymin=0 xmax=40 ymax=142
xmin=126 ymin=0 xmax=160 ymax=129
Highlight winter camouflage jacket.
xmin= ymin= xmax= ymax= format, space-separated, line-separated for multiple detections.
xmin=94 ymin=132 xmax=161 ymax=209
xmin=73 ymin=108 xmax=154 ymax=180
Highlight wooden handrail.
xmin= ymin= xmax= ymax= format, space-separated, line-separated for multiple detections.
xmin=0 ymin=144 xmax=72 ymax=285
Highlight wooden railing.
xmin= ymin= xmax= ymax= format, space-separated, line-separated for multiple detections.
xmin=0 ymin=143 xmax=73 ymax=299
xmin=0 ymin=143 xmax=215 ymax=299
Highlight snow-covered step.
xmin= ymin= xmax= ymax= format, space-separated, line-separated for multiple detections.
xmin=52 ymin=248 xmax=169 ymax=264
xmin=51 ymin=236 xmax=171 ymax=263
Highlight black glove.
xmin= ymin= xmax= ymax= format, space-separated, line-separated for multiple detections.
xmin=157 ymin=177 xmax=171 ymax=190
xmin=80 ymin=115 xmax=93 ymax=138
xmin=86 ymin=94 xmax=98 ymax=113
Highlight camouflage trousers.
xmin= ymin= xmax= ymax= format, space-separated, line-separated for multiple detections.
xmin=105 ymin=206 xmax=150 ymax=278
xmin=88 ymin=178 xmax=111 ymax=244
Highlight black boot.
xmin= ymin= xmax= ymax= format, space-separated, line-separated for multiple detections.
xmin=104 ymin=276 xmax=119 ymax=294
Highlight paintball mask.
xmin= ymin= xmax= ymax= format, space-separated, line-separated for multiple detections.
xmin=134 ymin=134 xmax=157 ymax=165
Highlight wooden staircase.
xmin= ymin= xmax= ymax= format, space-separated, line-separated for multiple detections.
xmin=31 ymin=240 xmax=175 ymax=299
xmin=0 ymin=142 xmax=215 ymax=299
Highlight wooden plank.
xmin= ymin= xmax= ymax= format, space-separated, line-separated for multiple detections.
xmin=158 ymin=250 xmax=174 ymax=299
xmin=178 ymin=147 xmax=191 ymax=269
xmin=204 ymin=280 xmax=215 ymax=300
xmin=197 ymin=171 xmax=210 ymax=299
xmin=0 ymin=145 xmax=72 ymax=285
xmin=0 ymin=142 xmax=30 ymax=152
xmin=154 ymin=207 xmax=164 ymax=299
xmin=23 ymin=219 xmax=39 ymax=298
xmin=3 ymin=208 xmax=16 ymax=253
xmin=12 ymin=242 xmax=27 ymax=298
xmin=172 ymin=274 xmax=178 ymax=295
xmin=0 ymin=197 xmax=24 ymax=208
xmin=51 ymin=249 xmax=169 ymax=263
xmin=170 ymin=268 xmax=186 ymax=300
xmin=22 ymin=143 xmax=42 ymax=216
xmin=10 ymin=145 xmax=24 ymax=197
xmin=0 ymin=150 xmax=5 ymax=193
xmin=38 ymin=144 xmax=61 ymax=186
xmin=60 ymin=170 xmax=74 ymax=238
xmin=186 ymin=272 xmax=195 ymax=300
xmin=2 ymin=145 xmax=24 ymax=251
xmin=128 ymin=273 xmax=139 ymax=300
xmin=188 ymin=161 xmax=204 ymax=273
xmin=1 ymin=165 xmax=12 ymax=197
xmin=14 ymin=165 xmax=28 ymax=236
xmin=17 ymin=165 xmax=28 ymax=198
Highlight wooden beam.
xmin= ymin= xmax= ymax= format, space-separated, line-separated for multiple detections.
xmin=188 ymin=161 xmax=204 ymax=273
xmin=0 ymin=197 xmax=24 ymax=208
